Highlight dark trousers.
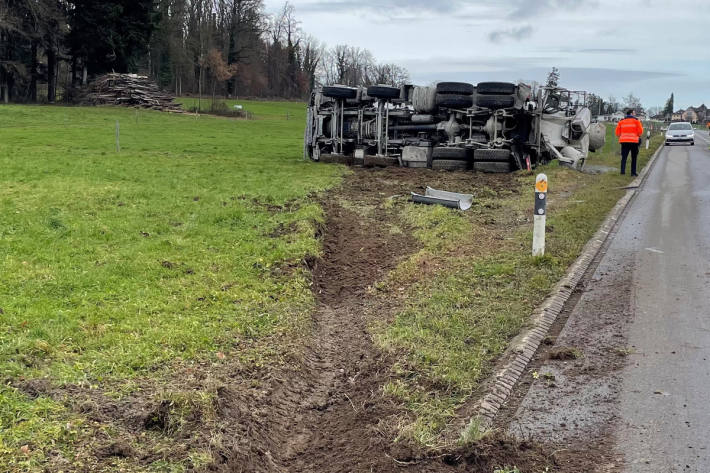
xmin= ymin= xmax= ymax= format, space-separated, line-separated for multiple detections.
xmin=621 ymin=142 xmax=639 ymax=175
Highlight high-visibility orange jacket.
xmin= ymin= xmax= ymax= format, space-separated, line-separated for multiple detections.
xmin=615 ymin=116 xmax=644 ymax=143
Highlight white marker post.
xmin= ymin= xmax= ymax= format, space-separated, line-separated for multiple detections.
xmin=115 ymin=120 xmax=120 ymax=153
xmin=532 ymin=173 xmax=548 ymax=257
xmin=646 ymin=129 xmax=650 ymax=150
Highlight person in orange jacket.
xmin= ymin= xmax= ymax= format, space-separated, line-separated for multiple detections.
xmin=615 ymin=108 xmax=644 ymax=176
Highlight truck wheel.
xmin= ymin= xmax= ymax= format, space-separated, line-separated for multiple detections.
xmin=476 ymin=94 xmax=515 ymax=109
xmin=432 ymin=159 xmax=469 ymax=171
xmin=436 ymin=82 xmax=475 ymax=95
xmin=366 ymin=85 xmax=401 ymax=99
xmin=474 ymin=161 xmax=512 ymax=173
xmin=412 ymin=86 xmax=436 ymax=113
xmin=432 ymin=146 xmax=468 ymax=160
xmin=474 ymin=149 xmax=511 ymax=162
xmin=477 ymin=82 xmax=516 ymax=95
xmin=436 ymin=93 xmax=473 ymax=109
xmin=322 ymin=85 xmax=357 ymax=99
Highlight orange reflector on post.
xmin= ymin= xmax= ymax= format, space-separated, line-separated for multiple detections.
xmin=535 ymin=176 xmax=548 ymax=193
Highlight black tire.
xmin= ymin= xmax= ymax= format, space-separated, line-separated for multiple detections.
xmin=322 ymin=85 xmax=357 ymax=99
xmin=436 ymin=82 xmax=474 ymax=95
xmin=366 ymin=85 xmax=400 ymax=100
xmin=436 ymin=93 xmax=473 ymax=109
xmin=476 ymin=94 xmax=515 ymax=109
xmin=474 ymin=149 xmax=511 ymax=162
xmin=432 ymin=159 xmax=469 ymax=171
xmin=474 ymin=161 xmax=511 ymax=173
xmin=477 ymin=81 xmax=516 ymax=95
xmin=432 ymin=147 xmax=467 ymax=160
xmin=412 ymin=86 xmax=436 ymax=113
xmin=401 ymin=85 xmax=414 ymax=102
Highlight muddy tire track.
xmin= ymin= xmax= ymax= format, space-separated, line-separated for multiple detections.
xmin=215 ymin=168 xmax=556 ymax=473
xmin=216 ymin=170 xmax=419 ymax=472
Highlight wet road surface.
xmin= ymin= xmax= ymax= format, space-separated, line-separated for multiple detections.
xmin=508 ymin=131 xmax=710 ymax=472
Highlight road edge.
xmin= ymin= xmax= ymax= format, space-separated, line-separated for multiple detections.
xmin=465 ymin=142 xmax=665 ymax=434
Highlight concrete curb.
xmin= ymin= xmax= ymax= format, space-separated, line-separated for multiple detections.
xmin=467 ymin=143 xmax=665 ymax=432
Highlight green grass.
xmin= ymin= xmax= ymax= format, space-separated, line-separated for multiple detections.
xmin=0 ymin=104 xmax=341 ymax=471
xmin=375 ymin=125 xmax=663 ymax=446
xmin=175 ymin=97 xmax=304 ymax=120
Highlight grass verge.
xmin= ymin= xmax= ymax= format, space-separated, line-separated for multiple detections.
xmin=374 ymin=125 xmax=663 ymax=446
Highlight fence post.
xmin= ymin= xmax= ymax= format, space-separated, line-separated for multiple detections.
xmin=532 ymin=173 xmax=548 ymax=257
xmin=115 ymin=120 xmax=120 ymax=153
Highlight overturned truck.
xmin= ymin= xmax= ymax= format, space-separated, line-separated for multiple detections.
xmin=305 ymin=81 xmax=606 ymax=172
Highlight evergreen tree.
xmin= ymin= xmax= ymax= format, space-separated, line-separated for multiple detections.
xmin=545 ymin=67 xmax=559 ymax=87
xmin=663 ymin=93 xmax=674 ymax=118
xmin=68 ymin=0 xmax=158 ymax=75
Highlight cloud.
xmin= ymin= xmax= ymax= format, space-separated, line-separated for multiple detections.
xmin=408 ymin=65 xmax=682 ymax=90
xmin=403 ymin=55 xmax=561 ymax=73
xmin=539 ymin=47 xmax=638 ymax=54
xmin=509 ymin=0 xmax=596 ymax=17
xmin=295 ymin=0 xmax=467 ymax=15
xmin=577 ymin=48 xmax=636 ymax=54
xmin=558 ymin=67 xmax=682 ymax=83
xmin=488 ymin=25 xmax=533 ymax=43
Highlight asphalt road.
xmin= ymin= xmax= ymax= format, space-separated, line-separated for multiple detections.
xmin=616 ymin=129 xmax=710 ymax=471
xmin=508 ymin=131 xmax=710 ymax=471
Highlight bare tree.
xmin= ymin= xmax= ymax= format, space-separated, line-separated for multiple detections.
xmin=371 ymin=63 xmax=409 ymax=86
xmin=623 ymin=92 xmax=643 ymax=113
xmin=301 ymin=34 xmax=323 ymax=92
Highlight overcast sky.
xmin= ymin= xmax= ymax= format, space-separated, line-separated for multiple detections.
xmin=264 ymin=0 xmax=709 ymax=111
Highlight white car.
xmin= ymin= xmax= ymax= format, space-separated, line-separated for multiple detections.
xmin=665 ymin=122 xmax=695 ymax=146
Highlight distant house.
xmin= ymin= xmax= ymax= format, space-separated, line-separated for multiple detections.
xmin=696 ymin=104 xmax=709 ymax=122
xmin=610 ymin=111 xmax=625 ymax=122
xmin=672 ymin=110 xmax=684 ymax=121
xmin=682 ymin=108 xmax=699 ymax=123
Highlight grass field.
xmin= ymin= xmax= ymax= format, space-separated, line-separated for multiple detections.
xmin=175 ymin=97 xmax=303 ymax=120
xmin=0 ymin=102 xmax=663 ymax=471
xmin=0 ymin=103 xmax=341 ymax=471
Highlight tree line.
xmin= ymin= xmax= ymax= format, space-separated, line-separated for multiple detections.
xmin=0 ymin=0 xmax=410 ymax=103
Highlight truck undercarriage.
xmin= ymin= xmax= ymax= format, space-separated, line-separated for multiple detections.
xmin=305 ymin=81 xmax=606 ymax=172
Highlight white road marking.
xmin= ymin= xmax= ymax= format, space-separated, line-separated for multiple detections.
xmin=645 ymin=247 xmax=665 ymax=254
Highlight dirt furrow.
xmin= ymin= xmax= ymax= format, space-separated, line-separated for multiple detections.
xmin=215 ymin=167 xmax=556 ymax=473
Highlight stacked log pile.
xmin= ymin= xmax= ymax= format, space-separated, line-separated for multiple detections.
xmin=81 ymin=73 xmax=182 ymax=112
